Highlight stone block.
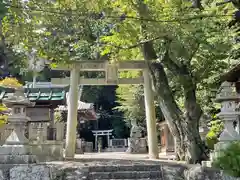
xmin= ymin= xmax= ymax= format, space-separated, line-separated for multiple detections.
xmin=0 ymin=155 xmax=37 ymax=164
xmin=161 ymin=163 xmax=186 ymax=180
xmin=10 ymin=165 xmax=50 ymax=180
xmin=126 ymin=138 xmax=147 ymax=154
xmin=0 ymin=145 xmax=30 ymax=155
xmin=184 ymin=166 xmax=221 ymax=180
xmin=29 ymin=141 xmax=64 ymax=162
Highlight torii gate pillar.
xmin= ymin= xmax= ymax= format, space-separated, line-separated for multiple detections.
xmin=143 ymin=68 xmax=159 ymax=159
xmin=65 ymin=67 xmax=79 ymax=159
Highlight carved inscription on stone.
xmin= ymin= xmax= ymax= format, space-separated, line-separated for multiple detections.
xmin=77 ymin=62 xmax=105 ymax=70
xmin=106 ymin=65 xmax=118 ymax=84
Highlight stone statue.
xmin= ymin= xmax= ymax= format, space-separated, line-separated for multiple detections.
xmin=130 ymin=119 xmax=142 ymax=138
xmin=126 ymin=119 xmax=147 ymax=153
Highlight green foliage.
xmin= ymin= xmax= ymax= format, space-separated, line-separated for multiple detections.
xmin=206 ymin=119 xmax=224 ymax=150
xmin=0 ymin=77 xmax=23 ymax=88
xmin=116 ymin=85 xmax=146 ymax=127
xmin=0 ymin=104 xmax=8 ymax=127
xmin=105 ymin=0 xmax=237 ymax=135
xmin=213 ymin=141 xmax=240 ymax=177
xmin=54 ymin=111 xmax=63 ymax=122
xmin=116 ymin=84 xmax=164 ymax=132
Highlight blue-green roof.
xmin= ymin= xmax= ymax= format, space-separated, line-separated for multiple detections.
xmin=0 ymin=86 xmax=66 ymax=104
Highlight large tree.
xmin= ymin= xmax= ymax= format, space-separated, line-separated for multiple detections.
xmin=88 ymin=0 xmax=237 ymax=163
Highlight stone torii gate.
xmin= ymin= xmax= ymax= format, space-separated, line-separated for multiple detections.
xmin=51 ymin=60 xmax=159 ymax=159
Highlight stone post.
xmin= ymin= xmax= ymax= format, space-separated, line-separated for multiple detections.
xmin=65 ymin=68 xmax=79 ymax=159
xmin=55 ymin=122 xmax=65 ymax=141
xmin=42 ymin=123 xmax=48 ymax=141
xmin=143 ymin=68 xmax=159 ymax=159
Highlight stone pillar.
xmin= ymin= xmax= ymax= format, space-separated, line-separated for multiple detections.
xmin=163 ymin=124 xmax=169 ymax=151
xmin=50 ymin=108 xmax=54 ymax=126
xmin=95 ymin=134 xmax=98 ymax=151
xmin=107 ymin=132 xmax=110 ymax=147
xmin=65 ymin=68 xmax=79 ymax=159
xmin=55 ymin=122 xmax=65 ymax=141
xmin=42 ymin=123 xmax=48 ymax=141
xmin=143 ymin=68 xmax=159 ymax=159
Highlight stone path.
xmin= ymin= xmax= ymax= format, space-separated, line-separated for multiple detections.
xmin=75 ymin=152 xmax=176 ymax=161
xmin=45 ymin=152 xmax=181 ymax=168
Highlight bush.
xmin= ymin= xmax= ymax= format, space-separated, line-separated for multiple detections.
xmin=0 ymin=104 xmax=9 ymax=127
xmin=0 ymin=77 xmax=22 ymax=88
xmin=54 ymin=111 xmax=63 ymax=122
xmin=213 ymin=141 xmax=240 ymax=177
xmin=206 ymin=119 xmax=224 ymax=150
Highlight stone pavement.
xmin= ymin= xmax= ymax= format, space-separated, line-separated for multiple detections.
xmin=75 ymin=152 xmax=176 ymax=161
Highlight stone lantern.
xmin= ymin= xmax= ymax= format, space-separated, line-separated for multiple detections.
xmin=216 ymin=82 xmax=240 ymax=142
xmin=0 ymin=87 xmax=36 ymax=164
xmin=212 ymin=81 xmax=240 ymax=160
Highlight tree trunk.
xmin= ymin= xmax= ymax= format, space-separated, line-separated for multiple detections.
xmin=137 ymin=0 xmax=208 ymax=163
xmin=149 ymin=62 xmax=208 ymax=163
xmin=141 ymin=41 xmax=208 ymax=163
xmin=149 ymin=62 xmax=186 ymax=160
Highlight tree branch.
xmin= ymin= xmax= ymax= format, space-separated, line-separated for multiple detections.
xmin=191 ymin=0 xmax=203 ymax=9
xmin=189 ymin=43 xmax=200 ymax=62
xmin=102 ymin=36 xmax=163 ymax=50
xmin=157 ymin=37 xmax=187 ymax=76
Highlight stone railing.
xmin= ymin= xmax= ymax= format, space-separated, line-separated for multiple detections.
xmin=109 ymin=139 xmax=128 ymax=148
xmin=0 ymin=122 xmax=65 ymax=143
xmin=52 ymin=122 xmax=65 ymax=141
xmin=105 ymin=139 xmax=128 ymax=152
xmin=28 ymin=122 xmax=65 ymax=142
xmin=75 ymin=139 xmax=93 ymax=153
xmin=28 ymin=122 xmax=48 ymax=142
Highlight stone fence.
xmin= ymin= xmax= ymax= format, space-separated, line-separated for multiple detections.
xmin=0 ymin=122 xmax=65 ymax=162
xmin=75 ymin=139 xmax=93 ymax=153
xmin=110 ymin=139 xmax=128 ymax=148
xmin=28 ymin=122 xmax=65 ymax=142
xmin=0 ymin=122 xmax=65 ymax=144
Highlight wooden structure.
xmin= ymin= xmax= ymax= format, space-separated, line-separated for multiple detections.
xmin=221 ymin=64 xmax=240 ymax=82
xmin=158 ymin=121 xmax=175 ymax=153
xmin=51 ymin=60 xmax=159 ymax=159
xmin=55 ymin=100 xmax=98 ymax=121
xmin=221 ymin=64 xmax=240 ymax=92
xmin=0 ymin=85 xmax=67 ymax=123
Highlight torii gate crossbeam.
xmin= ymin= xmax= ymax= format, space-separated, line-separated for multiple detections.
xmin=51 ymin=60 xmax=159 ymax=159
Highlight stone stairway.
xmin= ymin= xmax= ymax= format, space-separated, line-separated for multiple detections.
xmin=87 ymin=164 xmax=163 ymax=180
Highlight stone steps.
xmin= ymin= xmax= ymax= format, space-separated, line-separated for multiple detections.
xmin=88 ymin=165 xmax=161 ymax=172
xmin=89 ymin=171 xmax=162 ymax=179
xmin=87 ymin=165 xmax=162 ymax=180
xmin=94 ymin=179 xmax=159 ymax=180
